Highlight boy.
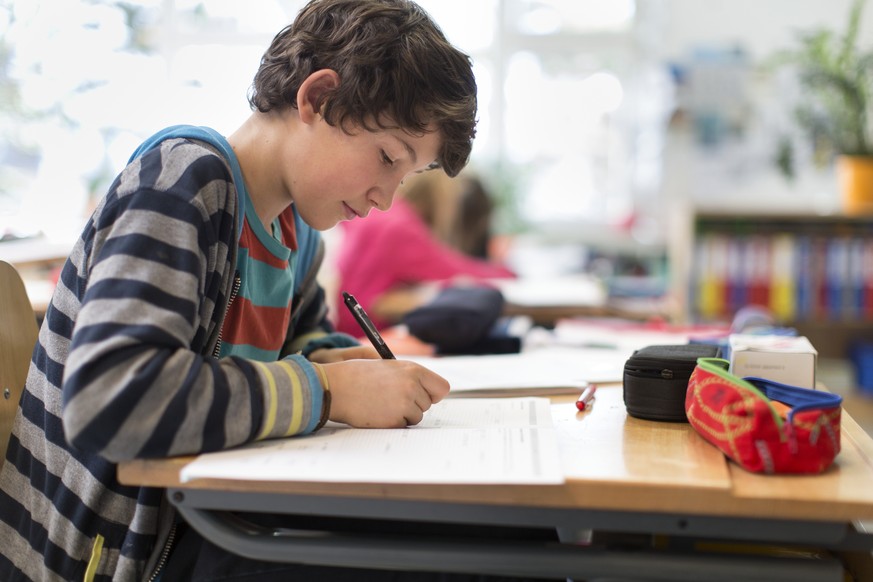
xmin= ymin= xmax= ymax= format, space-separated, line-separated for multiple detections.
xmin=0 ymin=1 xmax=554 ymax=580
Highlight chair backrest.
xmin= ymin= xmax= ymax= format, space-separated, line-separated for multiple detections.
xmin=0 ymin=260 xmax=39 ymax=468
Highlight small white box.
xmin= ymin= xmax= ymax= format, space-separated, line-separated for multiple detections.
xmin=728 ymin=334 xmax=817 ymax=389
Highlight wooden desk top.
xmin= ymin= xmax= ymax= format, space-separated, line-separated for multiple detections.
xmin=371 ymin=284 xmax=654 ymax=328
xmin=118 ymin=384 xmax=873 ymax=523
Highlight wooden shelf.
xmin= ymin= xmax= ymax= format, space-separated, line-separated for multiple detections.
xmin=670 ymin=211 xmax=873 ymax=358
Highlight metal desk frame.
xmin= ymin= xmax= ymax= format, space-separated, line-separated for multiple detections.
xmin=169 ymin=486 xmax=871 ymax=582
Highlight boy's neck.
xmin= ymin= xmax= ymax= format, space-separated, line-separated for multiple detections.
xmin=228 ymin=111 xmax=296 ymax=230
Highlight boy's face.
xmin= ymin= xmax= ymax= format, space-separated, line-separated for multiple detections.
xmin=289 ymin=116 xmax=442 ymax=231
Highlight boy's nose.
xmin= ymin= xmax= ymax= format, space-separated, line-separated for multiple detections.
xmin=367 ymin=187 xmax=395 ymax=212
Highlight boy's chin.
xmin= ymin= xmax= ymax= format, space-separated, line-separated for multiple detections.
xmin=298 ymin=211 xmax=338 ymax=232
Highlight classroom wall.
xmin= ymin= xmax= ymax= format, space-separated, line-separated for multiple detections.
xmin=660 ymin=0 xmax=873 ymax=62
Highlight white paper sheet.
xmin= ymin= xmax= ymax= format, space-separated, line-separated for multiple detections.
xmin=403 ymin=347 xmax=628 ymax=396
xmin=493 ymin=275 xmax=607 ymax=307
xmin=180 ymin=398 xmax=563 ymax=485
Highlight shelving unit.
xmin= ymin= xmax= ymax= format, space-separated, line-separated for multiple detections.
xmin=675 ymin=211 xmax=873 ymax=357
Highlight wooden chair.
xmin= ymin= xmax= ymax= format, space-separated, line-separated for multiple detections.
xmin=0 ymin=260 xmax=39 ymax=469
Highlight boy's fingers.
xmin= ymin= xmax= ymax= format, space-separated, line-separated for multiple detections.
xmin=413 ymin=391 xmax=433 ymax=414
xmin=419 ymin=370 xmax=450 ymax=403
xmin=404 ymin=407 xmax=424 ymax=426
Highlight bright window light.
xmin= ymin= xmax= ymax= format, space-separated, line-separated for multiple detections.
xmin=0 ymin=0 xmax=661 ymax=243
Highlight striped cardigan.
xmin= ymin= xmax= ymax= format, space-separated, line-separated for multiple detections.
xmin=0 ymin=137 xmax=346 ymax=581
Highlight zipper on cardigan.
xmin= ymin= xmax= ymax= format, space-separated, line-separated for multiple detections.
xmin=212 ymin=271 xmax=241 ymax=358
xmin=146 ymin=522 xmax=177 ymax=582
xmin=150 ymin=271 xmax=237 ymax=578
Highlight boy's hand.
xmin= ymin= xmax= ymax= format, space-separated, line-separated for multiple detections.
xmin=307 ymin=345 xmax=380 ymax=363
xmin=323 ymin=359 xmax=450 ymax=428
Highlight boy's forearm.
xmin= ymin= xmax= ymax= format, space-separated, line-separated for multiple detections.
xmin=63 ymin=345 xmax=326 ymax=461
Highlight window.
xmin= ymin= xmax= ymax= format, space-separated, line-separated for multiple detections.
xmin=0 ymin=0 xmax=670 ymax=249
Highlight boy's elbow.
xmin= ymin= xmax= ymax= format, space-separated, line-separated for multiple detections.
xmin=62 ymin=391 xmax=140 ymax=463
xmin=63 ymin=421 xmax=143 ymax=464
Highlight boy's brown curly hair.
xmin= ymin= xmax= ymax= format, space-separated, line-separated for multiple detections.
xmin=248 ymin=0 xmax=477 ymax=177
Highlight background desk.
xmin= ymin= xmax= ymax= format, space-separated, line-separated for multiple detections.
xmin=370 ymin=278 xmax=662 ymax=329
xmin=119 ymin=385 xmax=873 ymax=582
xmin=0 ymin=236 xmax=72 ymax=318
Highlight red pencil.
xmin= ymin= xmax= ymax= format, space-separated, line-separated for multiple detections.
xmin=575 ymin=384 xmax=597 ymax=411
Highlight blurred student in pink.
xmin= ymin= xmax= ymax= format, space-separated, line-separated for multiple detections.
xmin=335 ymin=172 xmax=514 ymax=336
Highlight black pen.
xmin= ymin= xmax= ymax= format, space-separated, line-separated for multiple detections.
xmin=342 ymin=291 xmax=396 ymax=359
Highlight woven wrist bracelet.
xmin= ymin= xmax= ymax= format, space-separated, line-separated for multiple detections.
xmin=312 ymin=363 xmax=331 ymax=431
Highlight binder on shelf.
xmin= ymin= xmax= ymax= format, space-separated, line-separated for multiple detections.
xmin=810 ymin=236 xmax=829 ymax=321
xmin=769 ymin=233 xmax=796 ymax=322
xmin=746 ymin=235 xmax=771 ymax=310
xmin=795 ymin=235 xmax=814 ymax=321
xmin=863 ymin=240 xmax=873 ymax=319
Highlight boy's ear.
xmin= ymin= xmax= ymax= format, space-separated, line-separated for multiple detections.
xmin=298 ymin=69 xmax=340 ymax=124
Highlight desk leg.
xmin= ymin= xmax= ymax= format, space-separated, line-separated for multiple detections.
xmin=839 ymin=521 xmax=873 ymax=581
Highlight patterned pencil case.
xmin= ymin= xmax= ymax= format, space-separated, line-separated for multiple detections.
xmin=685 ymin=357 xmax=843 ymax=474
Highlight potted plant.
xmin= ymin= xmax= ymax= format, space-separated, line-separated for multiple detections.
xmin=774 ymin=0 xmax=873 ymax=214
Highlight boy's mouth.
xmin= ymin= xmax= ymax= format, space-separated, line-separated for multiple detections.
xmin=342 ymin=202 xmax=361 ymax=220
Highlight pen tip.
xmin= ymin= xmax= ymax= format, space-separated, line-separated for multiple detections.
xmin=342 ymin=291 xmax=351 ymax=299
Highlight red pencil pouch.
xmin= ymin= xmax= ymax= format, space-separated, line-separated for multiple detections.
xmin=685 ymin=358 xmax=842 ymax=474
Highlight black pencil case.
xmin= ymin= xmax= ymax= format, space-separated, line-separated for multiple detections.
xmin=623 ymin=343 xmax=721 ymax=422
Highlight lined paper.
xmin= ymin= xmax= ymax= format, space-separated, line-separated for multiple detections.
xmin=181 ymin=398 xmax=563 ymax=485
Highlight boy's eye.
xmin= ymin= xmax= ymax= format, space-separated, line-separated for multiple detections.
xmin=381 ymin=151 xmax=395 ymax=166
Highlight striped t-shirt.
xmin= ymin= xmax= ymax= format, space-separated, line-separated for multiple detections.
xmin=219 ymin=194 xmax=299 ymax=361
